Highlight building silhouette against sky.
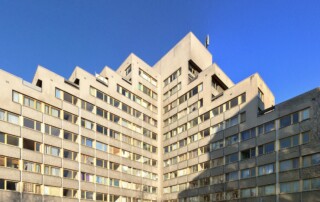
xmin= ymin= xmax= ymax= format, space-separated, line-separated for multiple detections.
xmin=0 ymin=32 xmax=319 ymax=202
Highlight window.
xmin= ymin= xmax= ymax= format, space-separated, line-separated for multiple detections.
xmin=259 ymin=185 xmax=275 ymax=196
xmin=23 ymin=182 xmax=41 ymax=194
xmin=303 ymin=178 xmax=320 ymax=191
xmin=280 ymin=115 xmax=291 ymax=128
xmin=81 ymin=118 xmax=94 ymax=130
xmin=81 ymin=154 xmax=94 ymax=165
xmin=96 ymin=158 xmax=108 ymax=168
xmin=44 ymin=105 xmax=60 ymax=118
xmin=301 ymin=108 xmax=310 ymax=121
xmin=226 ymin=171 xmax=238 ymax=181
xmin=265 ymin=121 xmax=275 ymax=133
xmin=0 ymin=133 xmax=19 ymax=146
xmin=44 ymin=165 xmax=60 ymax=176
xmin=302 ymin=131 xmax=310 ymax=144
xmin=45 ymin=124 xmax=60 ymax=137
xmin=44 ymin=186 xmax=60 ymax=196
xmin=241 ymin=188 xmax=257 ymax=198
xmin=96 ymin=124 xmax=108 ymax=136
xmin=125 ymin=65 xmax=132 ymax=75
xmin=225 ymin=115 xmax=238 ymax=128
xmin=211 ymin=157 xmax=224 ymax=168
xmin=241 ymin=148 xmax=256 ymax=160
xmin=63 ymin=131 xmax=78 ymax=142
xmin=258 ymin=142 xmax=274 ymax=155
xmin=81 ymin=172 xmax=94 ymax=182
xmin=22 ymin=95 xmax=41 ymax=111
xmin=44 ymin=145 xmax=60 ymax=157
xmin=241 ymin=167 xmax=255 ymax=179
xmin=63 ymin=188 xmax=77 ymax=198
xmin=81 ymin=190 xmax=93 ymax=200
xmin=303 ymin=153 xmax=320 ymax=167
xmin=0 ymin=179 xmax=18 ymax=191
xmin=81 ymin=101 xmax=94 ymax=113
xmin=7 ymin=113 xmax=19 ymax=125
xmin=12 ymin=91 xmax=19 ymax=103
xmin=226 ymin=153 xmax=238 ymax=164
xmin=23 ymin=138 xmax=41 ymax=152
xmin=258 ymin=164 xmax=274 ymax=176
xmin=280 ymin=135 xmax=299 ymax=149
xmin=24 ymin=161 xmax=41 ymax=173
xmin=280 ymin=158 xmax=299 ymax=172
xmin=280 ymin=181 xmax=300 ymax=193
xmin=96 ymin=141 xmax=108 ymax=152
xmin=258 ymin=89 xmax=264 ymax=101
xmin=241 ymin=128 xmax=256 ymax=141
xmin=0 ymin=156 xmax=19 ymax=169
xmin=63 ymin=150 xmax=77 ymax=161
xmin=96 ymin=175 xmax=108 ymax=185
xmin=23 ymin=117 xmax=41 ymax=131
xmin=63 ymin=111 xmax=78 ymax=124
xmin=164 ymin=68 xmax=181 ymax=86
xmin=0 ymin=110 xmax=4 ymax=121
xmin=226 ymin=190 xmax=239 ymax=200
xmin=211 ymin=140 xmax=224 ymax=151
xmin=63 ymin=169 xmax=77 ymax=179
xmin=81 ymin=137 xmax=93 ymax=148
xmin=226 ymin=134 xmax=238 ymax=146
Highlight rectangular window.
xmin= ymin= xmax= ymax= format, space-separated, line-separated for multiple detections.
xmin=280 ymin=181 xmax=300 ymax=193
xmin=226 ymin=171 xmax=238 ymax=181
xmin=44 ymin=186 xmax=60 ymax=196
xmin=96 ymin=141 xmax=108 ymax=152
xmin=241 ymin=128 xmax=256 ymax=141
xmin=44 ymin=145 xmax=60 ymax=157
xmin=241 ymin=188 xmax=257 ymax=198
xmin=24 ymin=161 xmax=41 ymax=173
xmin=81 ymin=118 xmax=94 ymax=130
xmin=23 ymin=117 xmax=41 ymax=131
xmin=301 ymin=108 xmax=310 ymax=121
xmin=303 ymin=153 xmax=320 ymax=167
xmin=63 ymin=150 xmax=77 ymax=161
xmin=226 ymin=134 xmax=238 ymax=146
xmin=241 ymin=167 xmax=255 ymax=179
xmin=259 ymin=185 xmax=275 ymax=196
xmin=63 ymin=169 xmax=77 ymax=179
xmin=226 ymin=153 xmax=238 ymax=164
xmin=63 ymin=111 xmax=78 ymax=124
xmin=303 ymin=178 xmax=320 ymax=191
xmin=7 ymin=113 xmax=19 ymax=125
xmin=23 ymin=138 xmax=41 ymax=152
xmin=280 ymin=158 xmax=299 ymax=172
xmin=258 ymin=164 xmax=274 ymax=176
xmin=63 ymin=131 xmax=78 ymax=142
xmin=258 ymin=142 xmax=274 ymax=155
xmin=265 ymin=121 xmax=275 ymax=133
xmin=241 ymin=148 xmax=256 ymax=160
xmin=280 ymin=135 xmax=299 ymax=149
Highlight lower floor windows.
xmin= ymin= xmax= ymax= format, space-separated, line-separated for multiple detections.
xmin=303 ymin=178 xmax=320 ymax=191
xmin=0 ymin=179 xmax=18 ymax=191
xmin=23 ymin=182 xmax=41 ymax=194
xmin=259 ymin=184 xmax=276 ymax=196
xmin=280 ymin=181 xmax=300 ymax=193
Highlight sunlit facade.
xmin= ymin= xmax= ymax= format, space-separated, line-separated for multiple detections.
xmin=0 ymin=32 xmax=319 ymax=202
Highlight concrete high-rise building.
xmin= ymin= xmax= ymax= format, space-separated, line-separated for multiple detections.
xmin=0 ymin=32 xmax=319 ymax=202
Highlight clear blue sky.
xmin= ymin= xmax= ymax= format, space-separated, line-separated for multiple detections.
xmin=0 ymin=1 xmax=319 ymax=103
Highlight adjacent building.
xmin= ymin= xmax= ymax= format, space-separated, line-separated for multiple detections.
xmin=0 ymin=32 xmax=319 ymax=202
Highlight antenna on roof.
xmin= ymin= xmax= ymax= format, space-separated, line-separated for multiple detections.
xmin=205 ymin=35 xmax=210 ymax=49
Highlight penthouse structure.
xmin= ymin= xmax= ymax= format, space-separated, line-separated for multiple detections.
xmin=0 ymin=32 xmax=319 ymax=202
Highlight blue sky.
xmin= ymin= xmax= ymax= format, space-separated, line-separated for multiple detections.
xmin=0 ymin=0 xmax=319 ymax=103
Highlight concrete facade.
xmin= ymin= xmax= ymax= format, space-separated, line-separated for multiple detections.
xmin=0 ymin=32 xmax=319 ymax=202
